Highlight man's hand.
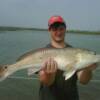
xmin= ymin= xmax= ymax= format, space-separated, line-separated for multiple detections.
xmin=39 ymin=58 xmax=58 ymax=86
xmin=77 ymin=63 xmax=97 ymax=84
xmin=85 ymin=63 xmax=97 ymax=71
xmin=41 ymin=57 xmax=58 ymax=74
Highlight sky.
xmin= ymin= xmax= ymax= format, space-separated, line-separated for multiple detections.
xmin=0 ymin=0 xmax=100 ymax=31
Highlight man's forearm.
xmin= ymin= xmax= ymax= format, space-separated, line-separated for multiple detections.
xmin=77 ymin=63 xmax=97 ymax=84
xmin=77 ymin=69 xmax=92 ymax=84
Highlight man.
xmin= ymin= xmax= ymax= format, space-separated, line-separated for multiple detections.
xmin=39 ymin=15 xmax=97 ymax=100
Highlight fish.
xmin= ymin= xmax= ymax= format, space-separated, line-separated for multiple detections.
xmin=0 ymin=47 xmax=100 ymax=81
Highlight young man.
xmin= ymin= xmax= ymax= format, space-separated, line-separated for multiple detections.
xmin=39 ymin=15 xmax=97 ymax=100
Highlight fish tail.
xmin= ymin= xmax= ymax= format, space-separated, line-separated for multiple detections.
xmin=27 ymin=66 xmax=41 ymax=76
xmin=0 ymin=64 xmax=9 ymax=72
xmin=0 ymin=64 xmax=9 ymax=82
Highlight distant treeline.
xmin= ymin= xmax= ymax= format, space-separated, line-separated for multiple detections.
xmin=0 ymin=26 xmax=100 ymax=34
xmin=67 ymin=30 xmax=100 ymax=34
xmin=0 ymin=26 xmax=46 ymax=31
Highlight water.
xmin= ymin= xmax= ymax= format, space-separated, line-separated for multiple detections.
xmin=0 ymin=30 xmax=100 ymax=100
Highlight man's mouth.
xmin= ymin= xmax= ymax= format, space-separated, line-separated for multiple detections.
xmin=55 ymin=33 xmax=63 ymax=37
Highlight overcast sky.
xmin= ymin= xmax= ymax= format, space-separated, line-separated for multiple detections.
xmin=0 ymin=0 xmax=100 ymax=31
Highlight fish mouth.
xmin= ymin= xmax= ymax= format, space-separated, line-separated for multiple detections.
xmin=0 ymin=65 xmax=8 ymax=81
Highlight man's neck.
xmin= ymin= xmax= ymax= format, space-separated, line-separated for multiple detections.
xmin=51 ymin=41 xmax=66 ymax=48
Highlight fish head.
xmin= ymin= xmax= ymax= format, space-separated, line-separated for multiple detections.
xmin=0 ymin=65 xmax=9 ymax=81
xmin=76 ymin=50 xmax=99 ymax=69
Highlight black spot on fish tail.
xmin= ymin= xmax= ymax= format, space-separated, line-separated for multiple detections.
xmin=0 ymin=65 xmax=8 ymax=74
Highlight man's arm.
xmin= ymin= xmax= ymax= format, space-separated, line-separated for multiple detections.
xmin=77 ymin=63 xmax=97 ymax=84
xmin=39 ymin=58 xmax=58 ymax=86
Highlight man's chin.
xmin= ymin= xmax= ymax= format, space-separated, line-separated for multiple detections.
xmin=55 ymin=39 xmax=64 ymax=43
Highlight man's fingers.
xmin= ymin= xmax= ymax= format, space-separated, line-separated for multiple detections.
xmin=53 ymin=61 xmax=58 ymax=72
xmin=50 ymin=58 xmax=55 ymax=72
xmin=46 ymin=58 xmax=52 ymax=73
xmin=48 ymin=58 xmax=58 ymax=73
xmin=41 ymin=57 xmax=58 ymax=74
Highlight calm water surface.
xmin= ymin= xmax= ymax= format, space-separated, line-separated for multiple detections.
xmin=0 ymin=30 xmax=100 ymax=100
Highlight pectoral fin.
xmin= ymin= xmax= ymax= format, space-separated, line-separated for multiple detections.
xmin=63 ymin=69 xmax=76 ymax=80
xmin=63 ymin=61 xmax=77 ymax=80
xmin=27 ymin=64 xmax=41 ymax=76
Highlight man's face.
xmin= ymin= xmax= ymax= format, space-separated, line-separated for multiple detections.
xmin=49 ymin=23 xmax=66 ymax=43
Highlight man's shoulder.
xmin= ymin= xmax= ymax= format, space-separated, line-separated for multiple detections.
xmin=65 ymin=44 xmax=73 ymax=48
xmin=45 ymin=44 xmax=52 ymax=48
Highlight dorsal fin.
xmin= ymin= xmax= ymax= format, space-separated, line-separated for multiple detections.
xmin=16 ymin=49 xmax=35 ymax=61
xmin=16 ymin=48 xmax=53 ymax=62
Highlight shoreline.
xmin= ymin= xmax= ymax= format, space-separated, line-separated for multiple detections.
xmin=0 ymin=26 xmax=100 ymax=35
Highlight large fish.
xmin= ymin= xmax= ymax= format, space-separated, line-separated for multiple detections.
xmin=0 ymin=48 xmax=100 ymax=81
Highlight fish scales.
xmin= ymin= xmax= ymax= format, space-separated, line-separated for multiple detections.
xmin=0 ymin=48 xmax=100 ymax=81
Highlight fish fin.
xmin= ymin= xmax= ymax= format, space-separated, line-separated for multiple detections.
xmin=63 ymin=62 xmax=77 ymax=80
xmin=16 ymin=49 xmax=36 ymax=62
xmin=27 ymin=65 xmax=41 ymax=76
xmin=63 ymin=69 xmax=76 ymax=80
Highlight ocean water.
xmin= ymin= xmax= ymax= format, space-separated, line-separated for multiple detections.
xmin=0 ymin=30 xmax=100 ymax=100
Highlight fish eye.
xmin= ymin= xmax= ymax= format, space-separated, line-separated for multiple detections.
xmin=4 ymin=66 xmax=7 ymax=69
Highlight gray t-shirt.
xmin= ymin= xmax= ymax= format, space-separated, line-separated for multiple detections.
xmin=39 ymin=44 xmax=79 ymax=100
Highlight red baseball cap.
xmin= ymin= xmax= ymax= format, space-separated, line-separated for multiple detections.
xmin=48 ymin=15 xmax=65 ymax=27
